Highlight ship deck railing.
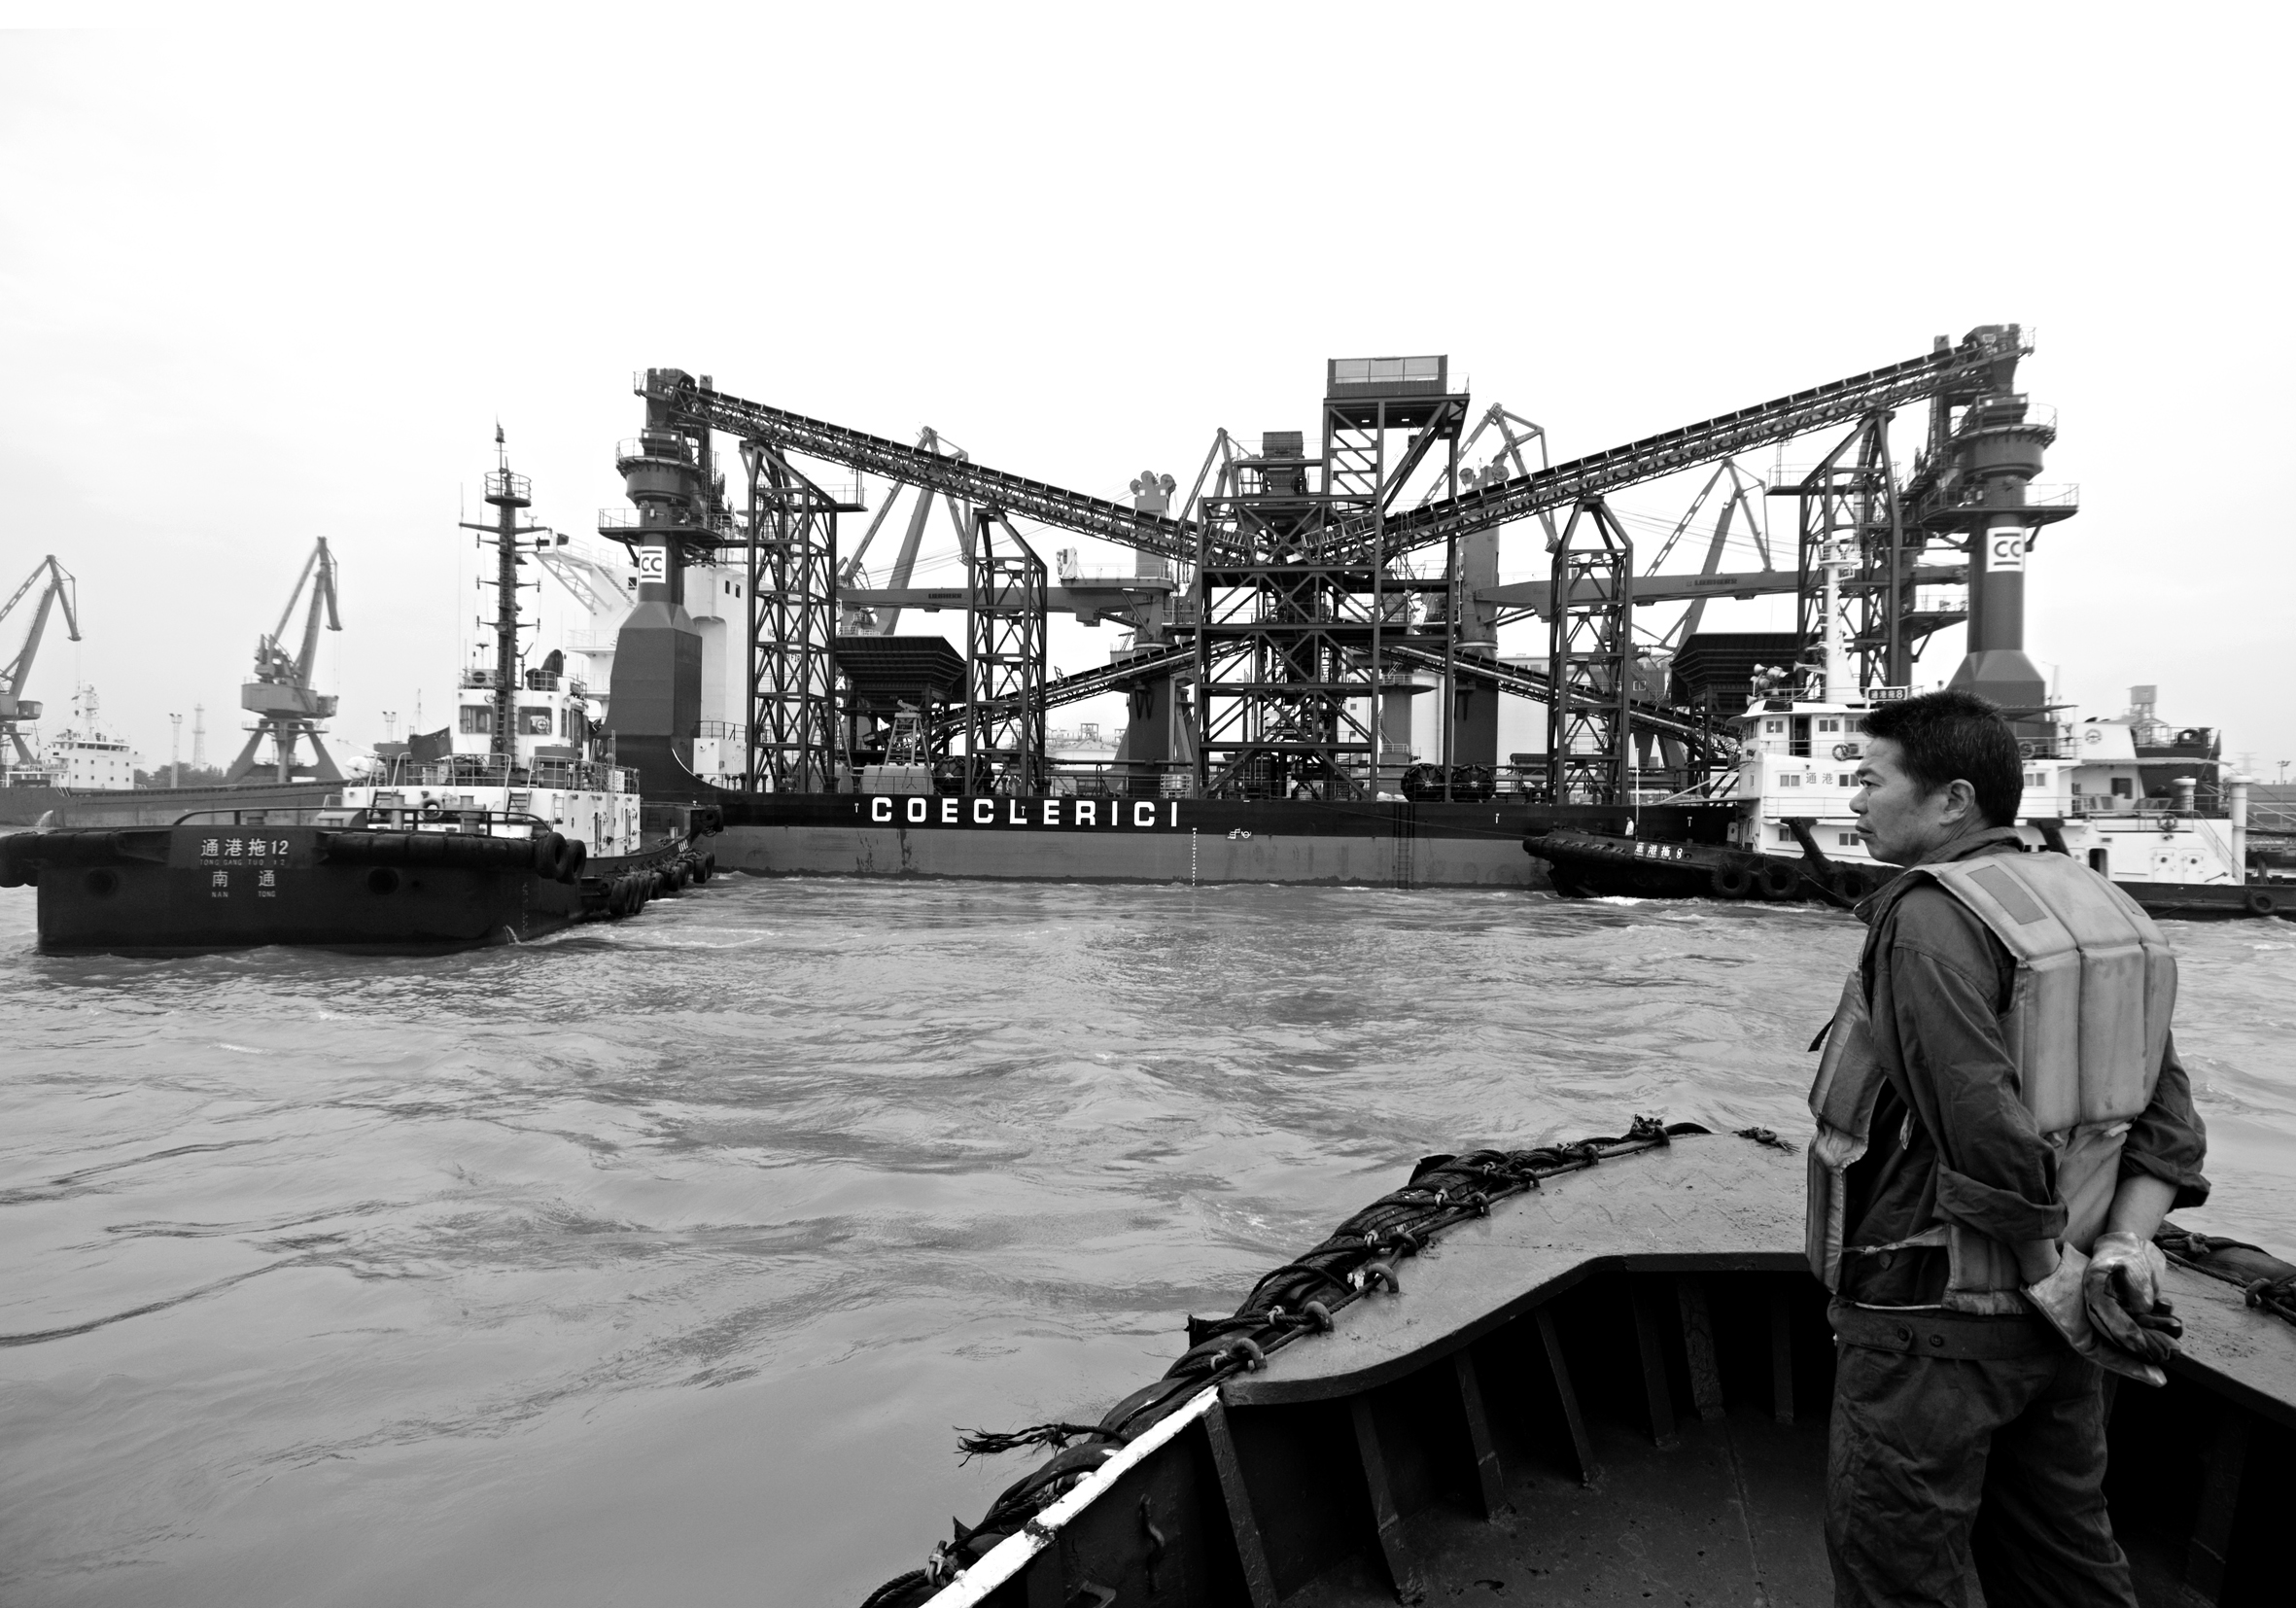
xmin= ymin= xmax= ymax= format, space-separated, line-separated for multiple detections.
xmin=2068 ymin=800 xmax=2235 ymax=823
xmin=170 ymin=805 xmax=554 ymax=835
xmin=375 ymin=757 xmax=638 ymax=793
xmin=1022 ymin=762 xmax=1722 ymax=805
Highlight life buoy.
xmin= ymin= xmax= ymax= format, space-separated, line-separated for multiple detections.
xmin=2245 ymin=890 xmax=2278 ymax=918
xmin=1832 ymin=744 xmax=1858 ymax=761
xmin=1757 ymin=860 xmax=1803 ymax=901
xmin=420 ymin=798 xmax=442 ymax=821
xmin=1710 ymin=864 xmax=1755 ymax=899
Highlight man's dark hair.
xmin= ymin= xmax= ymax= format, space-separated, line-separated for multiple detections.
xmin=1861 ymin=689 xmax=2024 ymax=827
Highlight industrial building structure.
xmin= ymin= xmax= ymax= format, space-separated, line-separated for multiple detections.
xmin=588 ymin=327 xmax=2063 ymax=813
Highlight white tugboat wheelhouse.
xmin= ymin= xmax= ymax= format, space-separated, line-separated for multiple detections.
xmin=1716 ymin=550 xmax=2242 ymax=889
xmin=329 ymin=441 xmax=644 ymax=858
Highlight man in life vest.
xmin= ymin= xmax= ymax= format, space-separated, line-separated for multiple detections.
xmin=1809 ymin=689 xmax=2207 ymax=1607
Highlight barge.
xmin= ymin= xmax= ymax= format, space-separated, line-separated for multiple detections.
xmin=704 ymin=795 xmax=1703 ymax=890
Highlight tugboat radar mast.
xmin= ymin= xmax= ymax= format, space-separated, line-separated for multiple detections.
xmin=462 ymin=428 xmax=545 ymax=762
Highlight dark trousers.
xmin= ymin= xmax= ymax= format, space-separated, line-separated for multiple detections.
xmin=1826 ymin=1334 xmax=2138 ymax=1607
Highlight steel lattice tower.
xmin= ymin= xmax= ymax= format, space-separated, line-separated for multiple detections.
xmin=741 ymin=443 xmax=842 ymax=792
xmin=1192 ymin=358 xmax=1465 ymax=800
xmin=1546 ymin=500 xmax=1634 ymax=805
xmin=963 ymin=510 xmax=1047 ymax=794
xmin=1784 ymin=411 xmax=1914 ymax=695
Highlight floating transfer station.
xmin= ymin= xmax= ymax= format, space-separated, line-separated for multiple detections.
xmin=581 ymin=329 xmax=2124 ymax=886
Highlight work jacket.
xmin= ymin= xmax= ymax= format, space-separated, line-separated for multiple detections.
xmin=1807 ymin=829 xmax=2209 ymax=1312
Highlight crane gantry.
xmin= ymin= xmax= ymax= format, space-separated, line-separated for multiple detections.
xmin=0 ymin=556 xmax=82 ymax=769
xmin=224 ymin=538 xmax=344 ymax=784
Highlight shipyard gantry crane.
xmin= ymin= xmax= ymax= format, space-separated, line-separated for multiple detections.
xmin=225 ymin=538 xmax=343 ymax=784
xmin=0 ymin=556 xmax=81 ymax=768
xmin=630 ymin=327 xmax=2029 ymax=800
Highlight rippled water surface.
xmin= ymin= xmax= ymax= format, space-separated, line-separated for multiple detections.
xmin=3 ymin=878 xmax=2292 ymax=1606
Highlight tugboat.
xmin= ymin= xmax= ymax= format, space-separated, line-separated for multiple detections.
xmin=0 ymin=437 xmax=722 ymax=954
xmin=850 ymin=1124 xmax=2296 ymax=1607
xmin=1526 ymin=544 xmax=2286 ymax=921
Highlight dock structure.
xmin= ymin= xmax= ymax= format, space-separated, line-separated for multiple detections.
xmin=596 ymin=328 xmax=2059 ymax=805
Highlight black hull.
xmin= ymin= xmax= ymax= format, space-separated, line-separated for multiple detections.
xmin=1526 ymin=830 xmax=2296 ymax=924
xmin=6 ymin=824 xmax=717 ymax=956
xmin=2122 ymin=882 xmax=2295 ymax=923
xmin=1524 ymin=828 xmax=1886 ymax=907
xmin=681 ymin=790 xmax=1738 ymax=890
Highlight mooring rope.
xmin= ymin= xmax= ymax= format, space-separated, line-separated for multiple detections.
xmin=859 ymin=1114 xmax=1722 ymax=1606
xmin=2155 ymin=1225 xmax=2296 ymax=1328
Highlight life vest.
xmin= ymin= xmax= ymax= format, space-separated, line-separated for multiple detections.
xmin=1806 ymin=849 xmax=2177 ymax=1314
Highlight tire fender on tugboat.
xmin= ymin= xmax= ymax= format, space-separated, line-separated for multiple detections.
xmin=531 ymin=832 xmax=570 ymax=881
xmin=1709 ymin=863 xmax=1754 ymax=899
xmin=1757 ymin=860 xmax=1802 ymax=900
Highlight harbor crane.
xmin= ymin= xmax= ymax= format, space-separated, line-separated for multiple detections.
xmin=225 ymin=538 xmax=344 ymax=784
xmin=0 ymin=556 xmax=81 ymax=766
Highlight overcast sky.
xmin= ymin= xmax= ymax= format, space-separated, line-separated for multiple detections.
xmin=3 ymin=5 xmax=2291 ymax=776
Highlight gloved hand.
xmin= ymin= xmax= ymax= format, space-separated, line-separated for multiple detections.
xmin=2023 ymin=1244 xmax=2167 ymax=1386
xmin=2083 ymin=1230 xmax=2183 ymax=1367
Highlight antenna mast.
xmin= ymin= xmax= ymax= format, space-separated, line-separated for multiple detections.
xmin=460 ymin=428 xmax=545 ymax=763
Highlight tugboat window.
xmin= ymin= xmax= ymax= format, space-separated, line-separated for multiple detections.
xmin=460 ymin=706 xmax=492 ymax=734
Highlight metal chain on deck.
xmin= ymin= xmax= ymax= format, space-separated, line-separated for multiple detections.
xmin=860 ymin=1116 xmax=1737 ymax=1607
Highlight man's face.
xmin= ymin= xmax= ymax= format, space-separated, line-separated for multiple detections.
xmin=1851 ymin=736 xmax=1978 ymax=865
